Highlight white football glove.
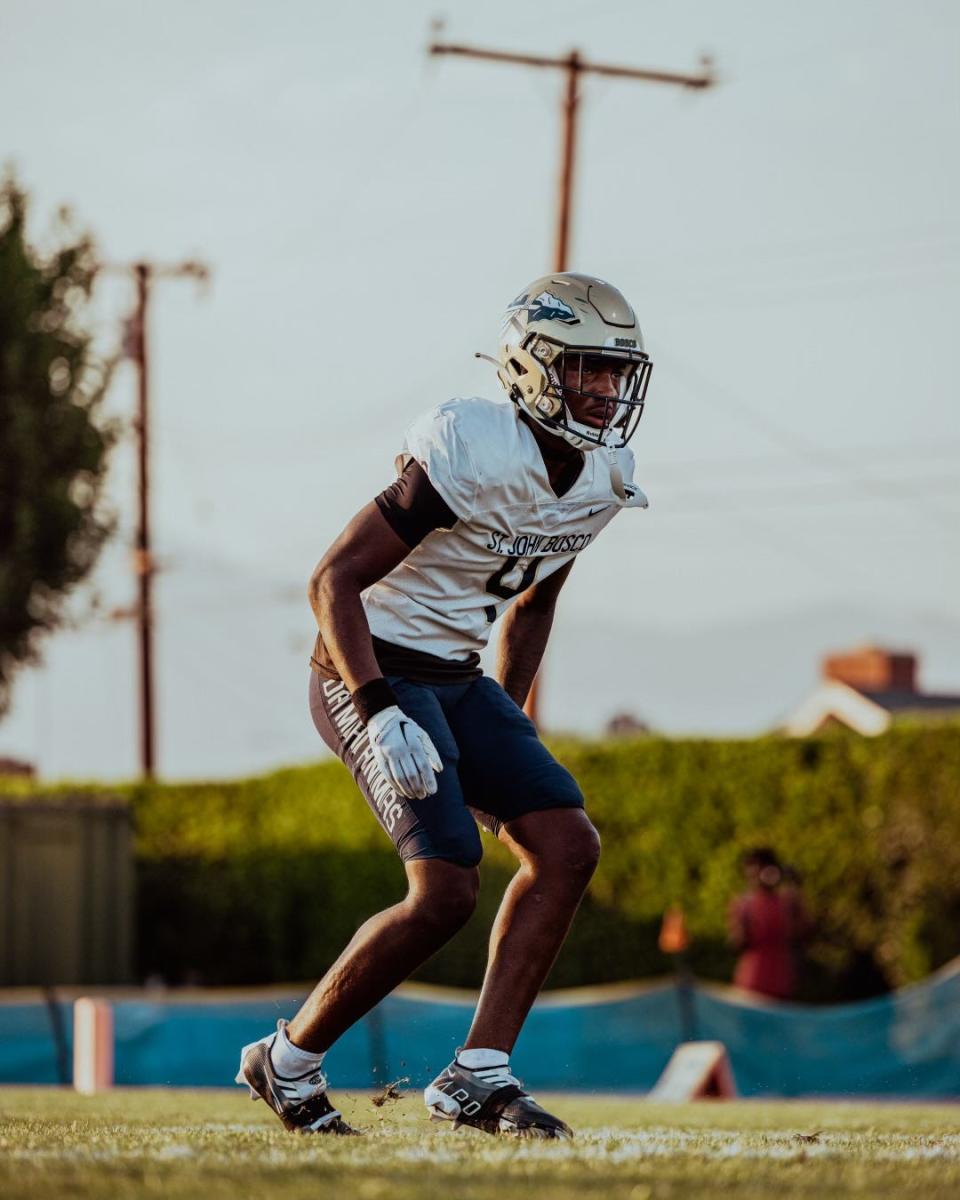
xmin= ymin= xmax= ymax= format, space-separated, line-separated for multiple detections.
xmin=365 ymin=705 xmax=443 ymax=800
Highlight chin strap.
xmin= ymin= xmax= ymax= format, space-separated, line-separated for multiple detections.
xmin=606 ymin=445 xmax=649 ymax=509
xmin=475 ymin=351 xmax=512 ymax=395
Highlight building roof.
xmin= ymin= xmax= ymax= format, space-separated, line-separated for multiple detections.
xmin=783 ymin=680 xmax=960 ymax=737
xmin=861 ymin=690 xmax=960 ymax=714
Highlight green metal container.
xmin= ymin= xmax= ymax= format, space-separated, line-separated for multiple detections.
xmin=0 ymin=796 xmax=133 ymax=985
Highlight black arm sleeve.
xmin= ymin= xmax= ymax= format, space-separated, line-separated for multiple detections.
xmin=374 ymin=458 xmax=458 ymax=549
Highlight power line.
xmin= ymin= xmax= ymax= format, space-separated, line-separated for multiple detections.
xmin=653 ymin=475 xmax=960 ymax=516
xmin=655 ymin=345 xmax=957 ymax=536
xmin=645 ymin=440 xmax=960 ymax=476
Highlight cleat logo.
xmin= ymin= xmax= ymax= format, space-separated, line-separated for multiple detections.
xmin=437 ymin=1082 xmax=483 ymax=1118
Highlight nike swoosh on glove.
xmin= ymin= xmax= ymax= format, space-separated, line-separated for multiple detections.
xmin=365 ymin=705 xmax=443 ymax=799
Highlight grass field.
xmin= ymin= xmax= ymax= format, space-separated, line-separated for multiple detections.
xmin=1 ymin=1087 xmax=958 ymax=1200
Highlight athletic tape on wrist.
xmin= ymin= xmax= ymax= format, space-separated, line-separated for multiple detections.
xmin=351 ymin=677 xmax=399 ymax=725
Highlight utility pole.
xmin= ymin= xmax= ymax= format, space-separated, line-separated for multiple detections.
xmin=429 ymin=38 xmax=714 ymax=725
xmin=105 ymin=258 xmax=209 ymax=778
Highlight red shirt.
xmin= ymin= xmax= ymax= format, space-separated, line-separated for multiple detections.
xmin=730 ymin=888 xmax=800 ymax=1000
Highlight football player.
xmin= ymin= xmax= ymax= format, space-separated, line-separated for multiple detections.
xmin=237 ymin=273 xmax=652 ymax=1138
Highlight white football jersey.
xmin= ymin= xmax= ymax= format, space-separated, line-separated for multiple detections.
xmin=362 ymin=397 xmax=643 ymax=660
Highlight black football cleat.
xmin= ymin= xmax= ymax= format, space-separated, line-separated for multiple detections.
xmin=235 ymin=1020 xmax=359 ymax=1134
xmin=424 ymin=1053 xmax=572 ymax=1139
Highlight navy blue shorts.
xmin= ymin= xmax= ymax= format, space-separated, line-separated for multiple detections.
xmin=309 ymin=672 xmax=585 ymax=867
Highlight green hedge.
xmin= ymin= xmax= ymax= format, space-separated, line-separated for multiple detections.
xmin=5 ymin=724 xmax=959 ymax=999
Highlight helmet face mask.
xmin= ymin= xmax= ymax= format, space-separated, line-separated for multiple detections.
xmin=539 ymin=340 xmax=651 ymax=450
xmin=494 ymin=274 xmax=653 ymax=452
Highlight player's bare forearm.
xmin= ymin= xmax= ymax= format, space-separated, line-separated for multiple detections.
xmin=308 ymin=501 xmax=412 ymax=694
xmin=495 ymin=559 xmax=575 ymax=707
xmin=496 ymin=600 xmax=556 ymax=708
xmin=309 ymin=569 xmax=382 ymax=693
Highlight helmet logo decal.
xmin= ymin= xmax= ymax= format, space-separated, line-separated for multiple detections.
xmin=506 ymin=290 xmax=579 ymax=325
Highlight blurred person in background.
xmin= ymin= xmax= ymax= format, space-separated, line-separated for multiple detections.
xmin=727 ymin=847 xmax=811 ymax=1001
xmin=235 ymin=274 xmax=653 ymax=1139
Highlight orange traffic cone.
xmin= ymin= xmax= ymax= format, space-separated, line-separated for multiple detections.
xmin=659 ymin=905 xmax=690 ymax=955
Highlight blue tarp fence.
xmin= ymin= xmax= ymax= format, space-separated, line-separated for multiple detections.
xmin=3 ymin=960 xmax=959 ymax=1097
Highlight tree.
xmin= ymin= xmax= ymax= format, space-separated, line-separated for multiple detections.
xmin=0 ymin=171 xmax=115 ymax=716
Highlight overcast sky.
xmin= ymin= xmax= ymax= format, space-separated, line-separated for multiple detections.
xmin=1 ymin=0 xmax=958 ymax=778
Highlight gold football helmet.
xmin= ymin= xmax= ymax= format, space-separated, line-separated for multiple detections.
xmin=489 ymin=272 xmax=652 ymax=451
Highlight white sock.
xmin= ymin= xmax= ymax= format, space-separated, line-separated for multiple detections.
xmin=270 ymin=1022 xmax=326 ymax=1078
xmin=457 ymin=1047 xmax=510 ymax=1070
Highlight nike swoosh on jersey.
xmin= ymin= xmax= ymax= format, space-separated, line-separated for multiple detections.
xmin=588 ymin=505 xmax=610 ymax=516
